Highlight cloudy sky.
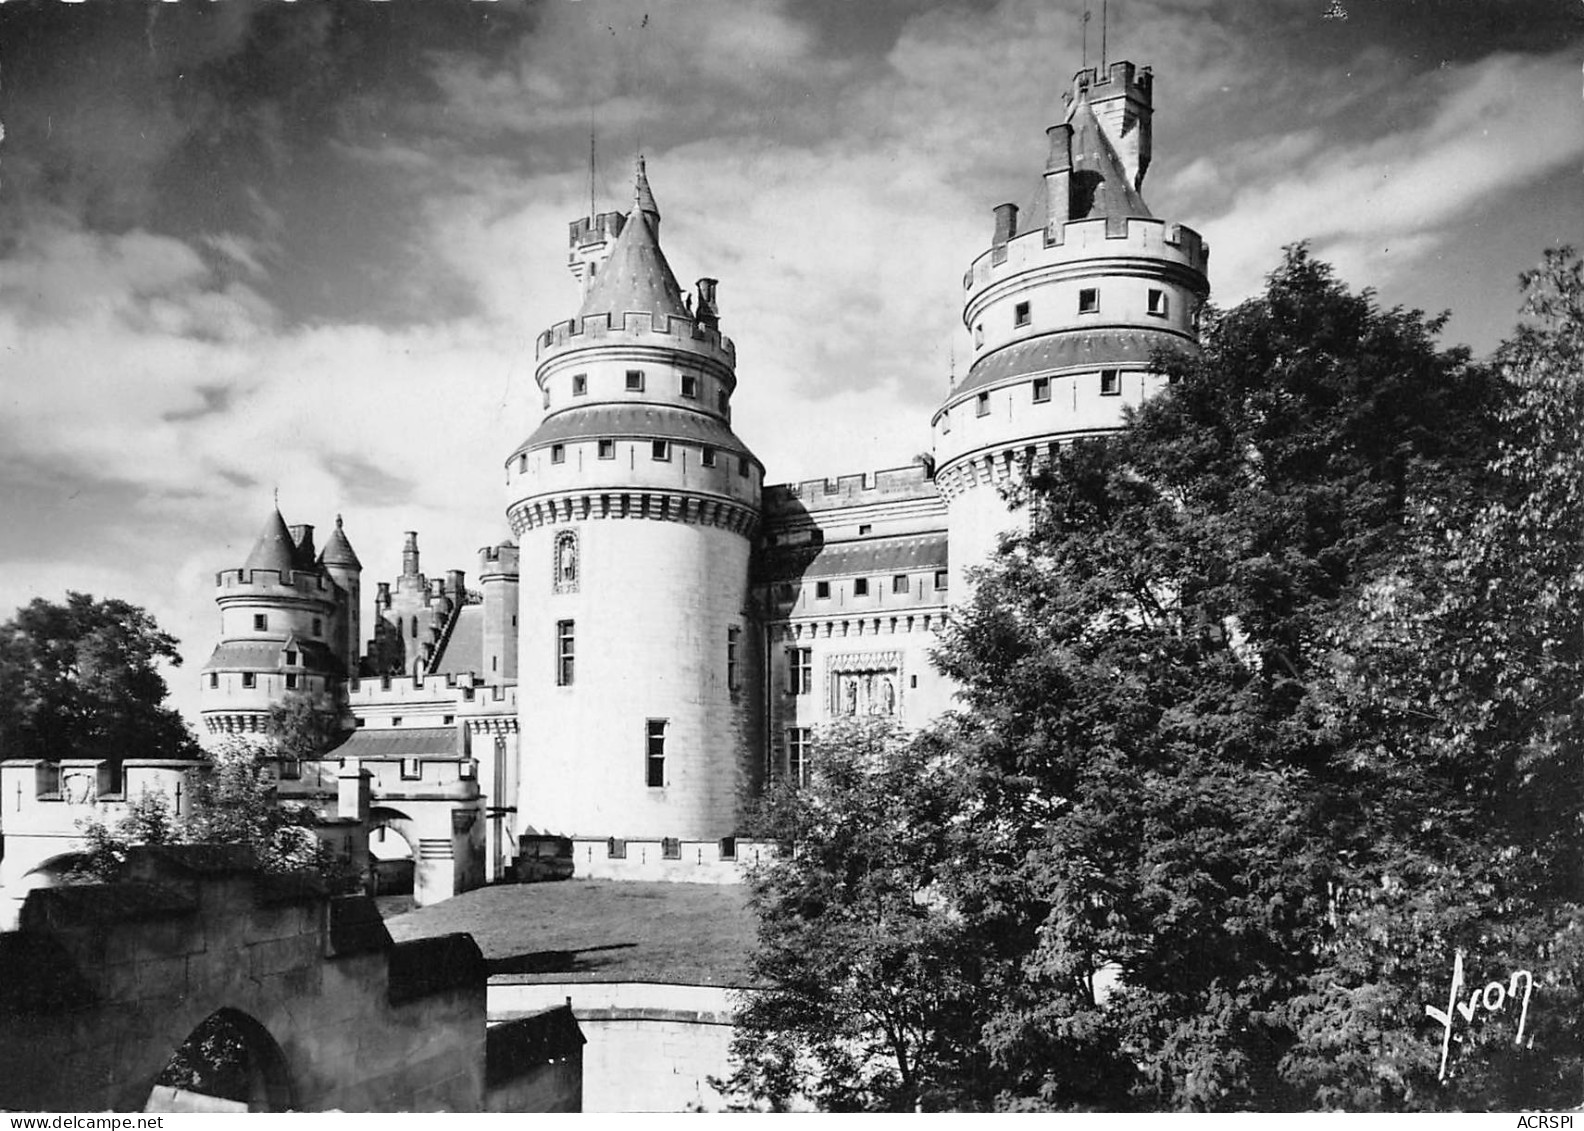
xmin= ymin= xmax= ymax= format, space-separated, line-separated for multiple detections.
xmin=0 ymin=0 xmax=1579 ymax=726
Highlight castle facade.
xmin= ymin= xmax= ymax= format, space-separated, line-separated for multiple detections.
xmin=190 ymin=61 xmax=1209 ymax=902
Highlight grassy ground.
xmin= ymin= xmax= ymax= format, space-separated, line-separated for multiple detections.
xmin=383 ymin=880 xmax=760 ymax=987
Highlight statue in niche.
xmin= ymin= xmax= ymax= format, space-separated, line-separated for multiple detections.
xmin=878 ymin=676 xmax=896 ymax=716
xmin=554 ymin=531 xmax=578 ymax=592
xmin=843 ymin=676 xmax=858 ymax=717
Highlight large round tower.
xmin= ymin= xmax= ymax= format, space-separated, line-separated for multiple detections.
xmin=508 ymin=159 xmax=762 ymax=845
xmin=933 ymin=61 xmax=1210 ymax=591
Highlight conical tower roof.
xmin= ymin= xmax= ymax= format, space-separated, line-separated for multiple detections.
xmin=577 ymin=160 xmax=691 ymax=323
xmin=318 ymin=514 xmax=362 ymax=570
xmin=1065 ymin=85 xmax=1152 ymax=221
xmin=242 ymin=507 xmax=298 ymax=574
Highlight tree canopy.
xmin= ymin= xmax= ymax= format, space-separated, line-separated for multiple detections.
xmin=0 ymin=592 xmax=198 ymax=764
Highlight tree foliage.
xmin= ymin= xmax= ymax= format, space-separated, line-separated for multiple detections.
xmin=721 ymin=721 xmax=997 ymax=1111
xmin=0 ymin=592 xmax=198 ymax=763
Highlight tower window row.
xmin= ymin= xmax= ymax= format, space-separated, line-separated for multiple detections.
xmin=529 ymin=440 xmax=750 ymax=475
xmin=554 ymin=369 xmax=726 ymax=413
xmin=802 ymin=571 xmax=948 ymax=602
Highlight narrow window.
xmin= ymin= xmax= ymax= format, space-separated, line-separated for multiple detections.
xmin=854 ymin=578 xmax=869 ymax=597
xmin=518 ymin=454 xmax=528 ymax=473
xmin=1147 ymin=289 xmax=1168 ymax=317
xmin=410 ymin=616 xmax=418 ymax=638
xmin=401 ymin=758 xmax=421 ymax=781
xmin=717 ymin=391 xmax=729 ymax=414
xmin=550 ymin=443 xmax=566 ymax=464
xmin=1101 ymin=369 xmax=1121 ymax=396
xmin=284 ymin=649 xmax=297 ymax=666
xmin=941 ymin=410 xmax=951 ymax=433
xmin=815 ymin=581 xmax=831 ymax=600
xmin=701 ymin=446 xmax=716 ymax=467
xmin=542 ymin=389 xmax=551 ymax=410
xmin=738 ymin=456 xmax=749 ymax=477
xmin=556 ymin=619 xmax=575 ymax=686
xmin=934 ymin=569 xmax=948 ymax=591
xmin=242 ymin=672 xmax=256 ymax=689
xmin=681 ymin=374 xmax=698 ymax=399
xmin=727 ymin=626 xmax=741 ymax=692
xmin=1014 ymin=300 xmax=1031 ymax=327
xmin=285 ymin=673 xmax=298 ymax=690
xmin=786 ymin=727 xmax=812 ymax=786
xmin=626 ymin=369 xmax=645 ymax=392
xmin=312 ymin=617 xmax=323 ymax=636
xmin=572 ymin=373 xmax=588 ymax=395
xmin=208 ymin=672 xmax=219 ymax=689
xmin=788 ymin=647 xmax=813 ymax=694
xmin=719 ymin=836 xmax=737 ymax=861
xmin=598 ymin=438 xmax=615 ymax=459
xmin=976 ymin=391 xmax=990 ymax=417
xmin=646 ymin=719 xmax=667 ymax=787
xmin=652 ymin=440 xmax=671 ymax=461
xmin=974 ymin=322 xmax=984 ymax=347
xmin=892 ymin=574 xmax=909 ymax=594
xmin=662 ymin=837 xmax=682 ymax=860
xmin=253 ymin=614 xmax=268 ymax=631
xmin=1079 ymin=287 xmax=1099 ymax=314
xmin=1033 ymin=376 xmax=1051 ymax=403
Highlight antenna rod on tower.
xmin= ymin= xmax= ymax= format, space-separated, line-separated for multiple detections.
xmin=1101 ymin=0 xmax=1108 ymax=71
xmin=1081 ymin=5 xmax=1090 ymax=71
xmin=589 ymin=129 xmax=596 ymax=218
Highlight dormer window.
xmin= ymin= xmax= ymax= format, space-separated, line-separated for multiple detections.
xmin=284 ymin=649 xmax=297 ymax=666
xmin=1079 ymin=288 xmax=1099 ymax=314
xmin=626 ymin=370 xmax=645 ymax=392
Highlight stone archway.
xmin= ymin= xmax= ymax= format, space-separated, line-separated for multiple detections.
xmin=145 ymin=1007 xmax=294 ymax=1112
xmin=369 ymin=806 xmax=418 ymax=896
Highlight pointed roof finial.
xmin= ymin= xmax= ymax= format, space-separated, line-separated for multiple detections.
xmin=243 ymin=504 xmax=297 ymax=575
xmin=321 ymin=512 xmax=362 ymax=570
xmin=634 ymin=154 xmax=659 ymax=222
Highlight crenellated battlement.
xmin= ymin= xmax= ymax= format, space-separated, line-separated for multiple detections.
xmin=215 ymin=568 xmax=342 ymax=601
xmin=478 ymin=542 xmax=520 ymax=576
xmin=965 ymin=214 xmax=1208 ymax=299
xmin=763 ymin=465 xmax=940 ymax=516
xmin=536 ymin=311 xmax=735 ymax=368
xmin=1069 ymin=60 xmax=1152 ymax=104
xmin=569 ymin=210 xmax=627 ymax=250
xmin=348 ymin=671 xmax=517 ymax=707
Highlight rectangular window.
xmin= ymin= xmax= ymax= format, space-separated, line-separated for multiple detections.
xmin=253 ymin=614 xmax=268 ymax=631
xmin=397 ymin=758 xmax=419 ymax=781
xmin=662 ymin=836 xmax=682 ymax=860
xmin=443 ymin=714 xmax=455 ymax=725
xmin=701 ymin=446 xmax=716 ymax=467
xmin=976 ymin=392 xmax=990 ymax=417
xmin=788 ymin=647 xmax=813 ymax=694
xmin=815 ymin=580 xmax=831 ymax=600
xmin=681 ymin=374 xmax=698 ymax=399
xmin=284 ymin=649 xmax=297 ymax=666
xmin=550 ymin=443 xmax=566 ymax=464
xmin=1079 ymin=287 xmax=1099 ymax=314
xmin=1101 ymin=369 xmax=1121 ymax=396
xmin=934 ymin=569 xmax=949 ymax=591
xmin=518 ymin=454 xmax=528 ymax=473
xmin=646 ymin=719 xmax=666 ymax=788
xmin=572 ymin=373 xmax=588 ymax=395
xmin=727 ymin=626 xmax=741 ymax=692
xmin=1033 ymin=376 xmax=1051 ymax=402
xmin=941 ymin=410 xmax=950 ymax=433
xmin=626 ymin=369 xmax=645 ymax=392
xmin=717 ymin=391 xmax=729 ymax=415
xmin=858 ymin=523 xmax=872 ymax=536
xmin=893 ymin=574 xmax=909 ymax=594
xmin=312 ymin=617 xmax=322 ymax=636
xmin=607 ymin=837 xmax=627 ymax=860
xmin=242 ymin=672 xmax=256 ymax=689
xmin=786 ymin=727 xmax=812 ymax=786
xmin=853 ymin=578 xmax=869 ymax=597
xmin=974 ymin=322 xmax=984 ymax=347
xmin=285 ymin=673 xmax=298 ymax=690
xmin=738 ymin=456 xmax=749 ymax=477
xmin=1147 ymin=289 xmax=1168 ymax=317
xmin=556 ymin=620 xmax=575 ymax=686
xmin=598 ymin=439 xmax=616 ymax=460
xmin=719 ymin=836 xmax=737 ymax=861
xmin=652 ymin=440 xmax=671 ymax=461
xmin=1014 ymin=300 xmax=1031 ymax=327
xmin=391 ymin=716 xmax=402 ymax=727
xmin=208 ymin=672 xmax=219 ymax=689
xmin=279 ymin=759 xmax=301 ymax=781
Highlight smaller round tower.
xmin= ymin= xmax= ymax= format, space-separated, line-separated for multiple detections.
xmin=933 ymin=61 xmax=1210 ymax=592
xmin=200 ymin=507 xmax=356 ymax=740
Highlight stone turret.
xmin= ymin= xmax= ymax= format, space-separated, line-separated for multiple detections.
xmin=507 ymin=157 xmax=763 ymax=848
xmin=932 ymin=60 xmax=1209 ymax=593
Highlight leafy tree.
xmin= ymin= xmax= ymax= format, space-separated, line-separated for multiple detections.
xmin=1289 ymin=248 xmax=1584 ymax=1108
xmin=930 ymin=246 xmax=1505 ymax=1109
xmin=721 ymin=721 xmax=996 ymax=1112
xmin=264 ymin=688 xmax=350 ymax=761
xmin=0 ymin=592 xmax=198 ymax=764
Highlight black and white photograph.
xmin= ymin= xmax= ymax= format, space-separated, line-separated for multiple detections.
xmin=0 ymin=0 xmax=1580 ymax=1114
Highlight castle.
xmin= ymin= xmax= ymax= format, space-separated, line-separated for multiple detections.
xmin=0 ymin=61 xmax=1207 ymax=910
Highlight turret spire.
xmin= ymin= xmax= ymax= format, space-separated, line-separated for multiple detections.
xmin=575 ymin=157 xmax=690 ymax=322
xmin=633 ymin=154 xmax=660 ymax=225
